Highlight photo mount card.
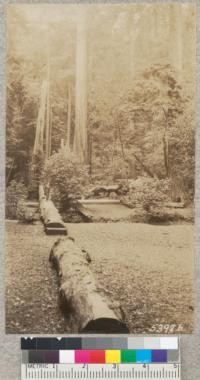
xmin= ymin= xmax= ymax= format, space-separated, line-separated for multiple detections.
xmin=5 ymin=3 xmax=195 ymax=335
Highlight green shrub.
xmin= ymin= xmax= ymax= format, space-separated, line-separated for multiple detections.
xmin=42 ymin=149 xmax=89 ymax=211
xmin=6 ymin=180 xmax=28 ymax=219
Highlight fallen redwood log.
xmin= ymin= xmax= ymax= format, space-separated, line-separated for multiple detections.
xmin=39 ymin=185 xmax=67 ymax=235
xmin=78 ymin=199 xmax=120 ymax=204
xmin=39 ymin=184 xmax=46 ymax=201
xmin=90 ymin=185 xmax=119 ymax=194
xmin=49 ymin=237 xmax=129 ymax=333
xmin=163 ymin=202 xmax=185 ymax=209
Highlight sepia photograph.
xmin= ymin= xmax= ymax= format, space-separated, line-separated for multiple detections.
xmin=5 ymin=3 xmax=195 ymax=334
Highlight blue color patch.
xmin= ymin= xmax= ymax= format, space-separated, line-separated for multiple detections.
xmin=136 ymin=350 xmax=152 ymax=363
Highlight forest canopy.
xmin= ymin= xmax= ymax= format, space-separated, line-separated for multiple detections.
xmin=6 ymin=4 xmax=196 ymax=205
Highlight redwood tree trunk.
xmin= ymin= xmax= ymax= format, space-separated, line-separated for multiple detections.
xmin=162 ymin=107 xmax=169 ymax=178
xmin=74 ymin=7 xmax=88 ymax=163
xmin=169 ymin=3 xmax=183 ymax=73
xmin=66 ymin=84 xmax=71 ymax=151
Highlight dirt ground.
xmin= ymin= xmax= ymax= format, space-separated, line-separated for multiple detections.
xmin=5 ymin=221 xmax=194 ymax=334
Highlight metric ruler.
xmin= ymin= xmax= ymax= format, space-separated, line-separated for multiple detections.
xmin=21 ymin=337 xmax=181 ymax=380
xmin=21 ymin=363 xmax=180 ymax=379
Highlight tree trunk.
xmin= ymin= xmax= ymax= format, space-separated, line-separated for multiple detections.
xmin=116 ymin=115 xmax=129 ymax=182
xmin=39 ymin=185 xmax=67 ymax=235
xmin=88 ymin=133 xmax=92 ymax=176
xmin=6 ymin=158 xmax=15 ymax=185
xmin=129 ymin=11 xmax=137 ymax=79
xmin=49 ymin=105 xmax=52 ymax=158
xmin=45 ymin=80 xmax=50 ymax=159
xmin=33 ymin=81 xmax=48 ymax=155
xmin=163 ymin=129 xmax=169 ymax=178
xmin=127 ymin=154 xmax=156 ymax=178
xmin=162 ymin=107 xmax=169 ymax=177
xmin=66 ymin=84 xmax=71 ymax=151
xmin=49 ymin=237 xmax=129 ymax=333
xmin=169 ymin=3 xmax=183 ymax=73
xmin=74 ymin=7 xmax=88 ymax=163
xmin=45 ymin=26 xmax=51 ymax=160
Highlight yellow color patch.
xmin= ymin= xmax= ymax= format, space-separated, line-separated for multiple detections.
xmin=105 ymin=350 xmax=121 ymax=364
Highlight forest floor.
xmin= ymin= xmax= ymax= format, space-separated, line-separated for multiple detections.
xmin=5 ymin=221 xmax=194 ymax=334
xmin=64 ymin=202 xmax=194 ymax=223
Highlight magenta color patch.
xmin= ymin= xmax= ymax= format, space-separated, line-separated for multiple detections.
xmin=75 ymin=350 xmax=90 ymax=363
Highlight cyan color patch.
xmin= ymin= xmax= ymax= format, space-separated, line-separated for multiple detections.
xmin=136 ymin=350 xmax=152 ymax=363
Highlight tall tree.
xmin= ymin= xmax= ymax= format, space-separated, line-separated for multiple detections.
xmin=169 ymin=3 xmax=183 ymax=73
xmin=66 ymin=84 xmax=72 ymax=151
xmin=74 ymin=7 xmax=88 ymax=163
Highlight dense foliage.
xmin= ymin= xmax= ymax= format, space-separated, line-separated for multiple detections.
xmin=43 ymin=150 xmax=89 ymax=211
xmin=6 ymin=180 xmax=28 ymax=219
xmin=121 ymin=178 xmax=170 ymax=210
xmin=6 ymin=4 xmax=195 ymax=209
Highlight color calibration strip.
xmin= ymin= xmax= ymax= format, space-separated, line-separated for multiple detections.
xmin=21 ymin=337 xmax=178 ymax=350
xmin=22 ymin=348 xmax=179 ymax=364
xmin=21 ymin=338 xmax=180 ymax=379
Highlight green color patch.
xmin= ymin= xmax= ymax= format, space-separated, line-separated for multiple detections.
xmin=121 ymin=350 xmax=136 ymax=363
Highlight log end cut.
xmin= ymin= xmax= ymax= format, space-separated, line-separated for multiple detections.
xmin=82 ymin=318 xmax=129 ymax=334
xmin=45 ymin=222 xmax=67 ymax=235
